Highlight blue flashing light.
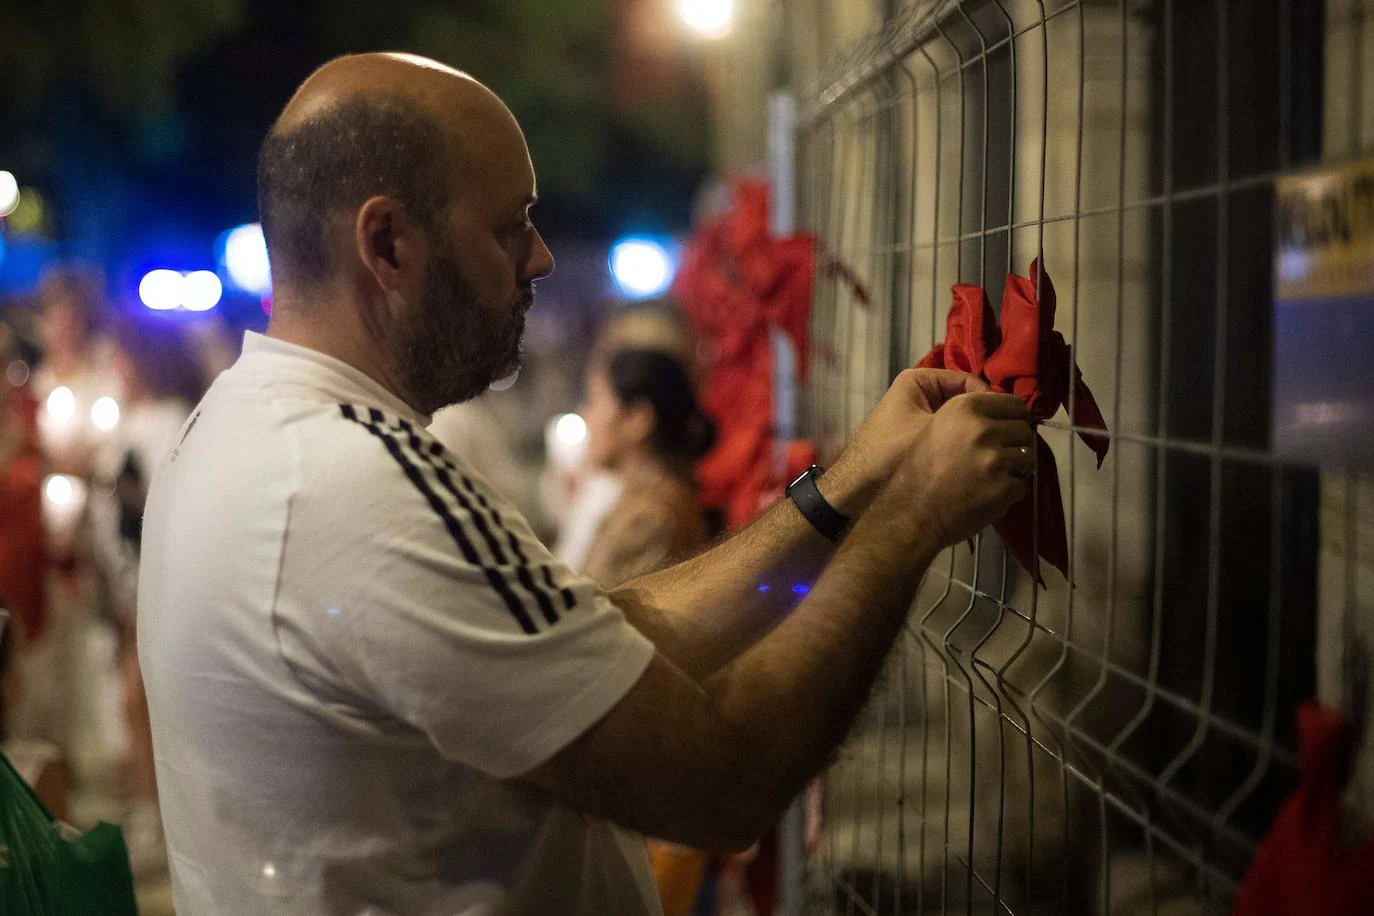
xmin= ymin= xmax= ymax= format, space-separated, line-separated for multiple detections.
xmin=182 ymin=270 xmax=222 ymax=311
xmin=218 ymin=223 xmax=272 ymax=296
xmin=139 ymin=269 xmax=183 ymax=311
xmin=138 ymin=268 xmax=220 ymax=312
xmin=609 ymin=237 xmax=676 ymax=300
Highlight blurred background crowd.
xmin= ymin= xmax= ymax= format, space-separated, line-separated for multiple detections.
xmin=0 ymin=0 xmax=804 ymax=913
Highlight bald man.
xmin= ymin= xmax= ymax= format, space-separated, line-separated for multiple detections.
xmin=137 ymin=53 xmax=1033 ymax=914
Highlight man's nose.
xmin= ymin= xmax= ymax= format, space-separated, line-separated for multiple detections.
xmin=526 ymin=230 xmax=555 ymax=283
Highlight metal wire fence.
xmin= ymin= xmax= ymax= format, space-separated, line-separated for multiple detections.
xmin=791 ymin=0 xmax=1370 ymax=912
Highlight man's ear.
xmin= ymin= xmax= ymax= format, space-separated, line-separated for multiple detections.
xmin=354 ymin=195 xmax=423 ymax=298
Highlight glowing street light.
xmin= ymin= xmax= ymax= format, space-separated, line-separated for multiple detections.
xmin=44 ymin=474 xmax=74 ymax=507
xmin=676 ymin=0 xmax=734 ymax=38
xmin=91 ymin=396 xmax=121 ymax=431
xmin=0 ymin=171 xmax=19 ymax=218
xmin=555 ymin=413 xmax=588 ymax=447
xmin=609 ymin=237 xmax=676 ymax=300
xmin=46 ymin=386 xmax=75 ymax=421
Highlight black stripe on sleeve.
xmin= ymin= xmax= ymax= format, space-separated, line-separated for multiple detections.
xmin=340 ymin=404 xmax=539 ymax=635
xmin=540 ymin=564 xmax=577 ymax=613
xmin=388 ymin=417 xmax=566 ymax=625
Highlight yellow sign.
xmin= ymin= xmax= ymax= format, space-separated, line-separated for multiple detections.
xmin=1276 ymin=158 xmax=1374 ymax=300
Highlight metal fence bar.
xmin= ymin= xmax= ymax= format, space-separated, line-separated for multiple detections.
xmin=795 ymin=1 xmax=1322 ymax=912
xmin=820 ymin=169 xmax=1281 ymax=257
xmin=1153 ymin=18 xmax=1231 ymax=892
xmin=1027 ymin=2 xmax=1091 ymax=910
xmin=798 ymin=0 xmax=1086 ymax=127
xmin=1212 ymin=0 xmax=1295 ymax=840
xmin=928 ymin=667 xmax=1251 ymax=896
xmin=929 ymin=566 xmax=1299 ymax=771
xmin=892 ymin=54 xmax=924 ymax=914
xmin=821 ymin=164 xmax=1295 ymax=255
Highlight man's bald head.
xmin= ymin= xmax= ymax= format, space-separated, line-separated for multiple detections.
xmin=256 ymin=53 xmax=516 ymax=289
xmin=257 ymin=53 xmax=553 ymax=414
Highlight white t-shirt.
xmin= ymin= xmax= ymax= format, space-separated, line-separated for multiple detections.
xmin=428 ymin=399 xmax=543 ymax=532
xmin=138 ymin=333 xmax=660 ymax=915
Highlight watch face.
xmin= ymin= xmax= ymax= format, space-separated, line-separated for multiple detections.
xmin=787 ymin=466 xmax=819 ymax=493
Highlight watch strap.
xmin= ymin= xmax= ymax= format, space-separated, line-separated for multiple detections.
xmin=786 ymin=466 xmax=850 ymax=543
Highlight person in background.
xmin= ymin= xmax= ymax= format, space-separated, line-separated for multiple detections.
xmin=548 ymin=306 xmax=702 ymax=571
xmin=88 ymin=315 xmax=205 ymax=873
xmin=14 ymin=266 xmax=120 ymax=769
xmin=32 ymin=266 xmax=118 ymax=480
xmin=0 ymin=320 xmax=65 ymax=819
xmin=579 ymin=346 xmax=715 ymax=915
xmin=581 ymin=347 xmax=713 ymax=588
xmin=0 ymin=321 xmax=45 ymax=653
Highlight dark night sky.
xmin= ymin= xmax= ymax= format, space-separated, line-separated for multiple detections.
xmin=0 ymin=0 xmax=712 ymax=322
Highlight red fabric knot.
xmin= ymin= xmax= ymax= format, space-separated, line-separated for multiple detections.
xmin=917 ymin=260 xmax=1110 ymax=584
xmin=1232 ymin=703 xmax=1374 ymax=916
xmin=675 ymin=178 xmax=822 ymax=529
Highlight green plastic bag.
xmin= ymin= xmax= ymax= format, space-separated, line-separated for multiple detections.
xmin=0 ymin=748 xmax=138 ymax=915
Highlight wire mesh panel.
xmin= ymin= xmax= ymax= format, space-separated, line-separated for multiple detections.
xmin=792 ymin=0 xmax=1370 ymax=912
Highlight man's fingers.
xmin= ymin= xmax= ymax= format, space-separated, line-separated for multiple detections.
xmin=959 ymin=392 xmax=1030 ymax=420
xmin=988 ymin=419 xmax=1036 ymax=447
xmin=908 ymin=368 xmax=990 ymax=408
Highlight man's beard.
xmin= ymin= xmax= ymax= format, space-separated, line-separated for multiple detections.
xmin=396 ymin=248 xmax=529 ymax=414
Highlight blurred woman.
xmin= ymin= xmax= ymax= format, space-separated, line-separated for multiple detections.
xmin=548 ymin=306 xmax=702 ymax=570
xmin=581 ymin=348 xmax=714 ymax=587
xmin=32 ymin=266 xmax=118 ymax=481
xmin=579 ymin=347 xmax=715 ymax=915
xmin=88 ymin=315 xmax=204 ymax=873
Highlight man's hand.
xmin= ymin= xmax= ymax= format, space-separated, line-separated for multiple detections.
xmin=820 ymin=368 xmax=991 ymax=517
xmin=887 ymin=391 xmax=1033 ymax=547
xmin=528 ymin=384 xmax=1034 ymax=852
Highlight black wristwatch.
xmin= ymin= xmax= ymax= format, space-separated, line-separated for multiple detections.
xmin=785 ymin=465 xmax=851 ymax=543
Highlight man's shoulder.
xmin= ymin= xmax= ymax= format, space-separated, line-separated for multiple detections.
xmin=294 ymin=402 xmax=467 ymax=519
xmin=325 ymin=402 xmax=451 ymax=479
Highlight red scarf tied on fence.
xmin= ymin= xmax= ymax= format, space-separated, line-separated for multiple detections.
xmin=674 ymin=179 xmax=820 ymax=529
xmin=917 ymin=260 xmax=1109 ymax=583
xmin=1232 ymin=703 xmax=1374 ymax=916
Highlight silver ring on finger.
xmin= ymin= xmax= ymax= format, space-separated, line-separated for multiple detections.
xmin=1011 ymin=444 xmax=1034 ymax=481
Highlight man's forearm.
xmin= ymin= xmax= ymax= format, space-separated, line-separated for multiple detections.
xmin=523 ymin=380 xmax=1027 ymax=853
xmin=612 ymin=456 xmax=872 ymax=681
xmin=701 ymin=489 xmax=940 ymax=833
